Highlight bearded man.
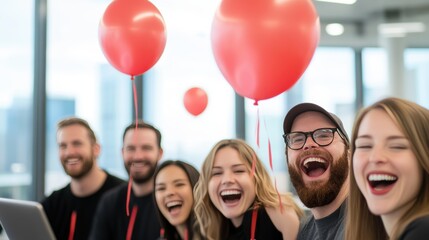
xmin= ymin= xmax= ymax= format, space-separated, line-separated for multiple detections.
xmin=42 ymin=117 xmax=125 ymax=240
xmin=283 ymin=103 xmax=350 ymax=240
xmin=90 ymin=121 xmax=163 ymax=240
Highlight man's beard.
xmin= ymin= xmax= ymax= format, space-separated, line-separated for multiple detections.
xmin=288 ymin=147 xmax=349 ymax=208
xmin=125 ymin=159 xmax=157 ymax=184
xmin=63 ymin=155 xmax=94 ymax=179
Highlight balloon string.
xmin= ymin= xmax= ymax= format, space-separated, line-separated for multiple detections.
xmin=251 ymin=106 xmax=260 ymax=178
xmin=126 ymin=178 xmax=132 ymax=216
xmin=263 ymin=118 xmax=283 ymax=213
xmin=132 ymin=76 xmax=138 ymax=122
xmin=131 ymin=76 xmax=139 ymax=149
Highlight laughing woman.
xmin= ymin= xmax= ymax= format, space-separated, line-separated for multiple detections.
xmin=154 ymin=160 xmax=202 ymax=240
xmin=346 ymin=97 xmax=429 ymax=240
xmin=194 ymin=139 xmax=303 ymax=240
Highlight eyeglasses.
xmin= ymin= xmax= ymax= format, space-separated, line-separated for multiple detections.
xmin=283 ymin=128 xmax=339 ymax=150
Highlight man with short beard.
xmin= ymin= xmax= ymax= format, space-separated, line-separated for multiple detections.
xmin=42 ymin=117 xmax=125 ymax=240
xmin=283 ymin=103 xmax=350 ymax=240
xmin=90 ymin=121 xmax=163 ymax=240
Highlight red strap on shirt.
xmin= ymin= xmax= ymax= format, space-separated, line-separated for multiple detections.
xmin=184 ymin=227 xmax=188 ymax=240
xmin=126 ymin=205 xmax=138 ymax=240
xmin=68 ymin=211 xmax=77 ymax=240
xmin=250 ymin=206 xmax=258 ymax=240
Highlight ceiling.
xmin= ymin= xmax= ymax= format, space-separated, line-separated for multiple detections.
xmin=313 ymin=0 xmax=429 ymax=47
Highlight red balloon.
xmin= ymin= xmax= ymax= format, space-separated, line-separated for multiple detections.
xmin=184 ymin=87 xmax=208 ymax=116
xmin=211 ymin=0 xmax=320 ymax=101
xmin=99 ymin=0 xmax=167 ymax=76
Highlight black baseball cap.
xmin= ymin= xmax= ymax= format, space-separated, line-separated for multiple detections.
xmin=283 ymin=103 xmax=349 ymax=145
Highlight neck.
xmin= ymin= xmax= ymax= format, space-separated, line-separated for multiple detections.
xmin=70 ymin=166 xmax=106 ymax=197
xmin=381 ymin=199 xmax=415 ymax=238
xmin=176 ymin=224 xmax=187 ymax=240
xmin=311 ymin=178 xmax=349 ymax=219
xmin=231 ymin=215 xmax=244 ymax=228
xmin=131 ymin=178 xmax=154 ymax=196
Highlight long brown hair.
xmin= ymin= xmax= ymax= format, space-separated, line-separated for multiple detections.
xmin=346 ymin=97 xmax=429 ymax=240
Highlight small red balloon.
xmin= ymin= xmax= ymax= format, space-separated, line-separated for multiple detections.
xmin=184 ymin=88 xmax=208 ymax=116
xmin=211 ymin=0 xmax=320 ymax=101
xmin=99 ymin=0 xmax=167 ymax=76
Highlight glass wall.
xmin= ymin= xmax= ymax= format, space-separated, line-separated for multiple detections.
xmin=45 ymin=0 xmax=131 ymax=195
xmin=0 ymin=1 xmax=34 ymax=200
xmin=362 ymin=47 xmax=429 ymax=108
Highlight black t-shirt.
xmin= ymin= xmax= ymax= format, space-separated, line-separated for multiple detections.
xmin=226 ymin=207 xmax=283 ymax=240
xmin=399 ymin=215 xmax=429 ymax=240
xmin=297 ymin=201 xmax=346 ymax=240
xmin=42 ymin=171 xmax=125 ymax=240
xmin=89 ymin=184 xmax=161 ymax=240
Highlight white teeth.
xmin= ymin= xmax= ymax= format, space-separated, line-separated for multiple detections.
xmin=132 ymin=162 xmax=146 ymax=167
xmin=67 ymin=158 xmax=79 ymax=164
xmin=303 ymin=158 xmax=326 ymax=167
xmin=368 ymin=174 xmax=397 ymax=181
xmin=220 ymin=190 xmax=241 ymax=196
xmin=166 ymin=201 xmax=182 ymax=208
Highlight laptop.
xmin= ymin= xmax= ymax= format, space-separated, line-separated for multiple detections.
xmin=0 ymin=197 xmax=56 ymax=240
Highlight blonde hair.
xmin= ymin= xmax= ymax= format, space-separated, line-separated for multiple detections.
xmin=346 ymin=97 xmax=429 ymax=240
xmin=194 ymin=139 xmax=303 ymax=240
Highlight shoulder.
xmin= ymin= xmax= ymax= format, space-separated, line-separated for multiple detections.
xmin=42 ymin=185 xmax=71 ymax=205
xmin=266 ymin=205 xmax=300 ymax=240
xmin=104 ymin=172 xmax=126 ymax=187
xmin=400 ymin=215 xmax=429 ymax=240
xmin=100 ymin=184 xmax=127 ymax=203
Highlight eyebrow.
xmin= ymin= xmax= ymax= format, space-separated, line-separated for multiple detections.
xmin=212 ymin=163 xmax=246 ymax=168
xmin=155 ymin=178 xmax=187 ymax=186
xmin=356 ymin=135 xmax=407 ymax=140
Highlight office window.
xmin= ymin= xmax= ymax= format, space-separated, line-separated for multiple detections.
xmin=245 ymin=47 xmax=356 ymax=193
xmin=362 ymin=48 xmax=389 ymax=105
xmin=0 ymin=1 xmax=34 ymax=200
xmin=404 ymin=48 xmax=429 ymax=108
xmin=145 ymin=0 xmax=234 ymax=170
xmin=45 ymin=0 xmax=131 ymax=195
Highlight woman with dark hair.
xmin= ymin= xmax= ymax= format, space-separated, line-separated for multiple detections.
xmin=154 ymin=160 xmax=202 ymax=240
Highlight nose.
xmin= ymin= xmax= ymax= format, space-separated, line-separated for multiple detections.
xmin=132 ymin=149 xmax=145 ymax=160
xmin=62 ymin=146 xmax=76 ymax=156
xmin=368 ymin=145 xmax=387 ymax=164
xmin=165 ymin=186 xmax=174 ymax=197
xmin=303 ymin=134 xmax=318 ymax=150
xmin=221 ymin=170 xmax=234 ymax=185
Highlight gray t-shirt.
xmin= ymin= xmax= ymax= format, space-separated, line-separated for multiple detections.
xmin=297 ymin=201 xmax=346 ymax=240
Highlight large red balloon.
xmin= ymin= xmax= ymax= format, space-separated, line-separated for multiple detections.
xmin=211 ymin=0 xmax=320 ymax=101
xmin=184 ymin=87 xmax=208 ymax=116
xmin=99 ymin=0 xmax=167 ymax=76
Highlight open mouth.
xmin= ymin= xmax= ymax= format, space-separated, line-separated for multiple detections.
xmin=66 ymin=158 xmax=80 ymax=165
xmin=368 ymin=174 xmax=398 ymax=190
xmin=220 ymin=190 xmax=242 ymax=204
xmin=131 ymin=161 xmax=150 ymax=168
xmin=301 ymin=157 xmax=328 ymax=177
xmin=166 ymin=201 xmax=183 ymax=212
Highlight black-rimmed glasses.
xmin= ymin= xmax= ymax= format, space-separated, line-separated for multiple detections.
xmin=283 ymin=128 xmax=339 ymax=150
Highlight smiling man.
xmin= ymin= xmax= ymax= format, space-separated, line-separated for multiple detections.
xmin=90 ymin=121 xmax=163 ymax=240
xmin=42 ymin=117 xmax=125 ymax=240
xmin=283 ymin=103 xmax=350 ymax=240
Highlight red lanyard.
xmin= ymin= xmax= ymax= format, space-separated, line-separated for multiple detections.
xmin=126 ymin=205 xmax=139 ymax=240
xmin=68 ymin=211 xmax=77 ymax=240
xmin=250 ymin=207 xmax=258 ymax=240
